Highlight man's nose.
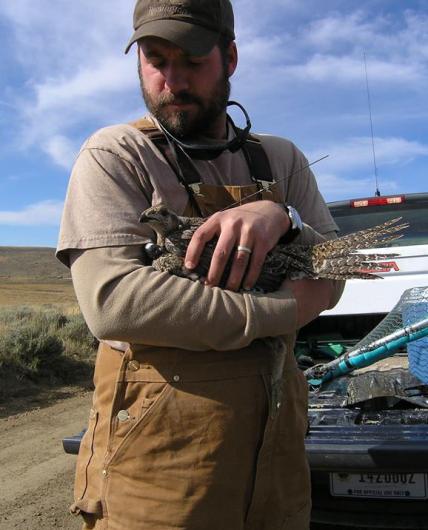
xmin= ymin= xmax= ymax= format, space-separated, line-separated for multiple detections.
xmin=163 ymin=65 xmax=189 ymax=93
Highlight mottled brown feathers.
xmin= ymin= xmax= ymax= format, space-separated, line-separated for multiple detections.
xmin=140 ymin=205 xmax=407 ymax=292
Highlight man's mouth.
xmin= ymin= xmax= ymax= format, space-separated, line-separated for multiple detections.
xmin=160 ymin=93 xmax=201 ymax=109
xmin=167 ymin=101 xmax=194 ymax=108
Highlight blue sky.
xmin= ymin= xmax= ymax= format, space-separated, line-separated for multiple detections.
xmin=1 ymin=0 xmax=427 ymax=247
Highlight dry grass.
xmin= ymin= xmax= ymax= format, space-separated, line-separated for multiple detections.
xmin=0 ymin=280 xmax=77 ymax=308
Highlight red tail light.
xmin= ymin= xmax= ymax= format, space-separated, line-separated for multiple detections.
xmin=351 ymin=195 xmax=405 ymax=208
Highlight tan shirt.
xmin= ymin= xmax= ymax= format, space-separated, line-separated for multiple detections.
xmin=57 ymin=120 xmax=337 ymax=260
xmin=56 ymin=119 xmax=340 ymax=351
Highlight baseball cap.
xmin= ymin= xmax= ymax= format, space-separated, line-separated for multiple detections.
xmin=125 ymin=0 xmax=235 ymax=56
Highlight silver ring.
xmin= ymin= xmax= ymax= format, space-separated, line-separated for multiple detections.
xmin=237 ymin=245 xmax=252 ymax=254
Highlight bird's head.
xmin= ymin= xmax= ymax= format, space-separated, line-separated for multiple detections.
xmin=139 ymin=204 xmax=180 ymax=241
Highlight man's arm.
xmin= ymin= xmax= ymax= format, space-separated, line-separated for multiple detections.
xmin=70 ymin=222 xmax=344 ymax=351
xmin=283 ymin=278 xmax=344 ymax=329
xmin=70 ymin=245 xmax=299 ymax=351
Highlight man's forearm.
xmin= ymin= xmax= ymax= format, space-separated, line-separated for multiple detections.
xmin=283 ymin=278 xmax=344 ymax=329
xmin=70 ymin=245 xmax=298 ymax=351
xmin=290 ymin=225 xmax=346 ymax=323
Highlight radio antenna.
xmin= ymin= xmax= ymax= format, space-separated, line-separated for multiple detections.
xmin=364 ymin=52 xmax=381 ymax=197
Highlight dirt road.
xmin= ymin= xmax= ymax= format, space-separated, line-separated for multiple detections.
xmin=0 ymin=387 xmax=92 ymax=530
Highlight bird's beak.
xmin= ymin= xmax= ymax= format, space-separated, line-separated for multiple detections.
xmin=139 ymin=212 xmax=150 ymax=224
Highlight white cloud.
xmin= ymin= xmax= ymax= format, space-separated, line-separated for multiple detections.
xmin=33 ymin=57 xmax=136 ymax=113
xmin=316 ymin=172 xmax=375 ymax=200
xmin=234 ymin=6 xmax=428 ymax=104
xmin=309 ymin=137 xmax=428 ymax=173
xmin=305 ymin=9 xmax=428 ymax=65
xmin=316 ymin=171 xmax=401 ymax=202
xmin=1 ymin=0 xmax=139 ymax=161
xmin=0 ymin=0 xmax=134 ymax=72
xmin=308 ymin=135 xmax=428 ymax=201
xmin=42 ymin=135 xmax=78 ymax=170
xmin=19 ymin=54 xmax=139 ymax=147
xmin=283 ymin=54 xmax=424 ymax=84
xmin=306 ymin=11 xmax=375 ymax=49
xmin=0 ymin=201 xmax=64 ymax=226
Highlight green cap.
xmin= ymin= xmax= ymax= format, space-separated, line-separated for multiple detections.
xmin=125 ymin=0 xmax=235 ymax=56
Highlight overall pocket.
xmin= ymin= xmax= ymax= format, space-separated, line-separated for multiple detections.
xmin=108 ymin=380 xmax=171 ymax=455
xmin=107 ymin=362 xmax=172 ymax=457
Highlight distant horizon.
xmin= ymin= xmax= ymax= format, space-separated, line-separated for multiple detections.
xmin=1 ymin=0 xmax=427 ymax=246
xmin=0 ymin=245 xmax=57 ymax=249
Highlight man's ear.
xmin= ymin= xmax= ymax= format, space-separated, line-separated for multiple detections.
xmin=227 ymin=41 xmax=238 ymax=77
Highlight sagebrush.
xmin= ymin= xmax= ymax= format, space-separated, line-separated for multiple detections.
xmin=0 ymin=307 xmax=97 ymax=396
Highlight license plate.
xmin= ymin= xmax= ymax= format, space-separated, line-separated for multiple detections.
xmin=330 ymin=472 xmax=428 ymax=499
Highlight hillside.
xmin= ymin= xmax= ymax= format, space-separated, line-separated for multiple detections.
xmin=0 ymin=247 xmax=70 ymax=281
xmin=0 ymin=247 xmax=75 ymax=307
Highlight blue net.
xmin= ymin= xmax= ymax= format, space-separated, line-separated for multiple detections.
xmin=401 ymin=286 xmax=428 ymax=383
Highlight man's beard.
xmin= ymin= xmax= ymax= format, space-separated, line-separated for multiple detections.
xmin=139 ymin=62 xmax=231 ymax=138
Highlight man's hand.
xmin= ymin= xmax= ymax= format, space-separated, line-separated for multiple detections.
xmin=184 ymin=201 xmax=290 ymax=291
xmin=282 ymin=278 xmax=336 ymax=329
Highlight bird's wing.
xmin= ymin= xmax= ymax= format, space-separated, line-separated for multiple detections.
xmin=164 ymin=216 xmax=204 ymax=255
xmin=180 ymin=215 xmax=206 ymax=233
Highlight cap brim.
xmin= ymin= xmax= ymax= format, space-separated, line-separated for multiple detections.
xmin=125 ymin=19 xmax=219 ymax=56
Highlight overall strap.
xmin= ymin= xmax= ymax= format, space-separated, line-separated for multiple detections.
xmin=130 ymin=118 xmax=201 ymax=185
xmin=241 ymin=132 xmax=274 ymax=185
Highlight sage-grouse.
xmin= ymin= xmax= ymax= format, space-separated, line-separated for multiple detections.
xmin=139 ymin=205 xmax=407 ymax=293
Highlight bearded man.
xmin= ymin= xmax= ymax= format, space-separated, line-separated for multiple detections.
xmin=57 ymin=1 xmax=343 ymax=528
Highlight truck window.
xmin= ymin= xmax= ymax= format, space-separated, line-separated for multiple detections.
xmin=330 ymin=200 xmax=428 ymax=247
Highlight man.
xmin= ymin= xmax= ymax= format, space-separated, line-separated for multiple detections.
xmin=57 ymin=1 xmax=343 ymax=528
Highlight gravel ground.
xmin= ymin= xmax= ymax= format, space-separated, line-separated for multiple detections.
xmin=0 ymin=386 xmax=91 ymax=530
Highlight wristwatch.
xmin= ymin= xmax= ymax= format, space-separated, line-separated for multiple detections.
xmin=280 ymin=205 xmax=303 ymax=243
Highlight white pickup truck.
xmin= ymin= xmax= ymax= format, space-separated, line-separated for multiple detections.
xmin=324 ymin=192 xmax=428 ymax=317
xmin=298 ymin=192 xmax=428 ymax=342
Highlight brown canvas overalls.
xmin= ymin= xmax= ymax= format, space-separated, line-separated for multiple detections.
xmin=71 ymin=123 xmax=311 ymax=530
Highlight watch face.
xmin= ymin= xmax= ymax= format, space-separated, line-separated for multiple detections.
xmin=279 ymin=205 xmax=303 ymax=244
xmin=287 ymin=206 xmax=303 ymax=233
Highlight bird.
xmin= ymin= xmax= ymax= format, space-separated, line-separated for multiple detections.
xmin=139 ymin=204 xmax=408 ymax=293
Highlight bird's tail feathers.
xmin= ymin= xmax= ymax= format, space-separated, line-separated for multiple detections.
xmin=309 ymin=217 xmax=407 ymax=280
xmin=309 ymin=270 xmax=382 ymax=280
xmin=315 ymin=254 xmax=397 ymax=279
xmin=314 ymin=217 xmax=408 ymax=258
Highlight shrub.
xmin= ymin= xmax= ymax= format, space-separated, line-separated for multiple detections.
xmin=59 ymin=312 xmax=98 ymax=360
xmin=0 ymin=307 xmax=97 ymax=391
xmin=0 ymin=306 xmax=35 ymax=324
xmin=0 ymin=323 xmax=64 ymax=378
